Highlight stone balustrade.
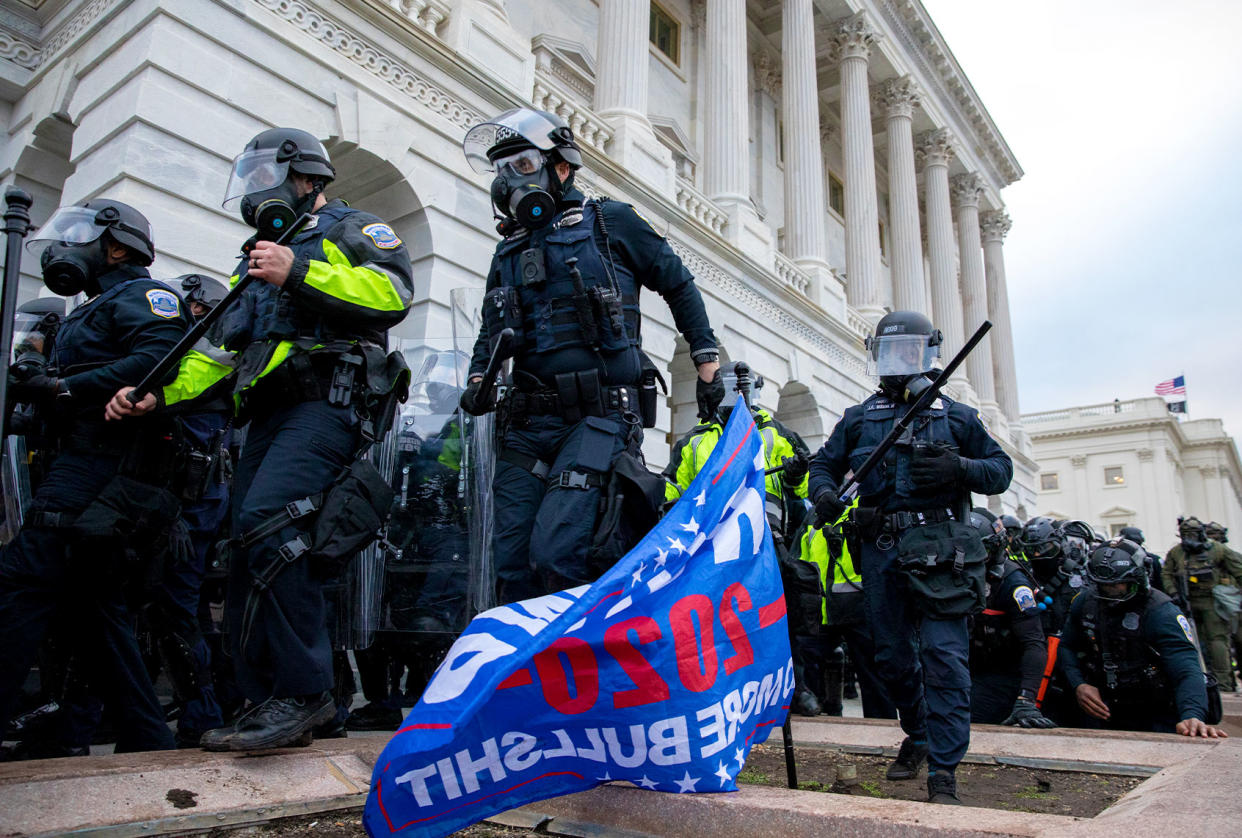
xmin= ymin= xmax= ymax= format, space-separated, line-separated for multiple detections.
xmin=531 ymin=78 xmax=614 ymax=154
xmin=772 ymin=251 xmax=811 ymax=297
xmin=387 ymin=0 xmax=450 ymax=32
xmin=674 ymin=178 xmax=727 ymax=236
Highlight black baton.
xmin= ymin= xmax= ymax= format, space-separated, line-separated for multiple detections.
xmin=126 ymin=213 xmax=313 ymax=404
xmin=473 ymin=327 xmax=515 ymax=411
xmin=1 ymin=189 xmax=34 ymax=423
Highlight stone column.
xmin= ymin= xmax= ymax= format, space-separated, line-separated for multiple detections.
xmin=594 ymin=0 xmax=674 ymax=193
xmin=703 ymin=0 xmax=770 ymax=258
xmin=781 ymin=0 xmax=832 ymax=287
xmin=829 ymin=12 xmax=884 ymax=322
xmin=980 ymin=209 xmax=1021 ymax=423
xmin=915 ymin=128 xmax=971 ymax=398
xmin=874 ymin=76 xmax=924 ymax=314
xmin=952 ymin=172 xmax=998 ymax=416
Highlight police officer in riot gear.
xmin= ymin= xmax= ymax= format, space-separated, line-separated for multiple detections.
xmin=1017 ymin=517 xmax=1086 ymax=636
xmin=110 ymin=128 xmax=414 ymax=750
xmin=808 ymin=310 xmax=1012 ymax=804
xmin=0 ymin=199 xmax=190 ymax=753
xmin=1162 ymin=516 xmax=1242 ymax=692
xmin=1059 ymin=538 xmax=1227 ymax=737
xmin=999 ymin=513 xmax=1022 ymax=558
xmin=459 ymin=108 xmax=720 ymax=602
xmin=967 ymin=509 xmax=1054 ymax=728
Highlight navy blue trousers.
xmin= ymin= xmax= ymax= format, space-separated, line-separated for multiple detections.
xmin=0 ymin=450 xmax=174 ymax=752
xmin=226 ymin=400 xmax=357 ymax=702
xmin=492 ymin=411 xmax=635 ymax=604
xmin=860 ymin=541 xmax=971 ymax=772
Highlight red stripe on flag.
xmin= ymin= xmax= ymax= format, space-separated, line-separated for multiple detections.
xmin=711 ymin=424 xmax=756 ymax=484
xmin=396 ymin=722 xmax=453 ymax=733
xmin=757 ymin=595 xmax=787 ymax=628
xmin=498 ymin=668 xmax=533 ymax=689
xmin=583 ymin=589 xmax=624 ymax=616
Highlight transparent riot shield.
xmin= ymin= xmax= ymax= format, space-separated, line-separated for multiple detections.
xmin=0 ymin=435 xmax=30 ymax=544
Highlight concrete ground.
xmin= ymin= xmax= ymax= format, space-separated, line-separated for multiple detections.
xmin=2 ymin=703 xmax=1239 ymax=838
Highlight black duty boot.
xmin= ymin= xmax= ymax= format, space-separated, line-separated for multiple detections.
xmin=885 ymin=736 xmax=929 ymax=780
xmin=345 ymin=702 xmax=403 ymax=731
xmin=221 ymin=693 xmax=335 ymax=751
xmin=927 ymin=770 xmax=963 ymax=804
xmin=791 ymin=687 xmax=822 ymax=717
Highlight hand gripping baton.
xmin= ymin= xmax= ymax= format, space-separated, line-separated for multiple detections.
xmin=473 ymin=327 xmax=515 ymax=411
xmin=126 ymin=214 xmax=313 ymax=405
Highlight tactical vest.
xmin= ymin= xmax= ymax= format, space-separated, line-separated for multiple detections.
xmin=853 ymin=392 xmax=956 ymax=508
xmin=1175 ymin=544 xmax=1231 ymax=599
xmin=1077 ymin=590 xmax=1174 ymax=699
xmin=1033 ymin=559 xmax=1085 ymax=636
xmin=219 ymin=202 xmax=385 ymax=350
xmin=50 ymin=274 xmax=154 ymax=380
xmin=972 ymin=560 xmax=1037 ymax=663
xmin=483 ymin=200 xmax=640 ymax=358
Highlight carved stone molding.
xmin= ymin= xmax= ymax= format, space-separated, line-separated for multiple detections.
xmin=753 ymin=50 xmax=781 ymax=98
xmin=950 ymin=172 xmax=983 ymax=210
xmin=531 ymin=34 xmax=596 ymax=105
xmin=828 ymin=11 xmax=881 ymax=63
xmin=979 ymin=209 xmax=1012 ymax=243
xmin=873 ymin=75 xmax=921 ymax=120
xmin=1070 ymin=455 xmax=1087 ymax=469
xmin=1137 ymin=448 xmax=1154 ymax=462
xmin=1200 ymin=466 xmax=1219 ymax=477
xmin=253 ymin=0 xmax=482 ymax=132
xmin=2 ymin=0 xmax=117 ymax=72
xmin=914 ymin=127 xmax=955 ymax=169
xmin=0 ymin=28 xmax=38 ymax=69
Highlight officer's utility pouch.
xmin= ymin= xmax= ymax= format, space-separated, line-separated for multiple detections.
xmin=484 ymin=286 xmax=524 ymax=348
xmin=572 ymin=415 xmax=618 ymax=474
xmin=306 ymin=459 xmax=395 ymax=577
xmin=71 ymin=475 xmax=181 ymax=544
xmin=895 ymin=520 xmax=987 ymax=619
xmin=777 ymin=550 xmax=824 ymax=638
xmin=587 ymin=450 xmax=665 ymax=576
xmin=638 ymin=351 xmax=667 ymax=429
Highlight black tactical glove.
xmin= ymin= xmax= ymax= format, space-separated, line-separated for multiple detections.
xmin=459 ymin=377 xmax=495 ymax=416
xmin=1002 ymin=696 xmax=1056 ymax=729
xmin=9 ymin=351 xmax=47 ymax=381
xmin=696 ymin=369 xmax=724 ymax=420
xmin=909 ymin=445 xmax=964 ymax=489
xmin=781 ymin=450 xmax=809 ymax=486
xmin=813 ymin=490 xmax=846 ymax=528
xmin=7 ymin=372 xmax=68 ymax=405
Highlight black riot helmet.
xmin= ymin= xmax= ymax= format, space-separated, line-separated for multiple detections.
xmin=463 ymin=108 xmax=583 ymax=231
xmin=1000 ymin=514 xmax=1022 ymax=546
xmin=1086 ymin=538 xmax=1150 ymax=603
xmin=223 ymin=128 xmax=335 ymax=239
xmin=27 ymin=199 xmax=155 ymax=296
xmin=1118 ymin=525 xmax=1145 ymax=545
xmin=969 ymin=507 xmax=1007 ymax=570
xmin=1205 ymin=521 xmax=1228 ymax=543
xmin=177 ymin=274 xmax=228 ymax=313
xmin=1178 ymin=516 xmax=1208 ymax=553
xmin=864 ymin=311 xmax=943 ymax=402
xmin=1018 ymin=516 xmax=1064 ymax=576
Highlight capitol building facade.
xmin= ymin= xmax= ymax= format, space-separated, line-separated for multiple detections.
xmin=0 ymin=0 xmax=1037 ymax=515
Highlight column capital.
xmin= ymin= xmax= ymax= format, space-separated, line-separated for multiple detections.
xmin=754 ymin=50 xmax=781 ymax=98
xmin=980 ymin=209 xmax=1012 ymax=243
xmin=915 ymin=128 xmax=956 ymax=169
xmin=829 ymin=11 xmax=881 ymax=62
xmin=951 ymin=172 xmax=984 ymax=210
xmin=873 ymin=76 xmax=921 ymax=120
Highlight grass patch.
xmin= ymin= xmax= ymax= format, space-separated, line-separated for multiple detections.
xmin=1015 ymin=786 xmax=1057 ymax=800
xmin=859 ymin=780 xmax=889 ymax=798
xmin=736 ymin=770 xmax=768 ymax=785
xmin=797 ymin=781 xmax=828 ymax=791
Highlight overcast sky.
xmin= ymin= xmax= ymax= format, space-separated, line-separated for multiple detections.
xmin=920 ymin=0 xmax=1242 ymax=439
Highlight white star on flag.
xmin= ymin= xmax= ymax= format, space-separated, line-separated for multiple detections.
xmin=667 ymin=536 xmax=685 ymax=553
xmin=675 ymin=771 xmax=700 ymax=793
xmin=695 ymin=490 xmax=707 ymax=506
xmin=630 ymin=562 xmax=646 ymax=587
xmin=653 ymin=547 xmax=668 ymax=567
xmin=715 ymin=761 xmax=732 ymax=788
xmin=734 ymin=747 xmax=747 ymax=768
xmin=681 ymin=518 xmax=700 ymax=536
xmin=597 ymin=772 xmax=612 ymax=782
xmin=637 ymin=775 xmax=658 ymax=790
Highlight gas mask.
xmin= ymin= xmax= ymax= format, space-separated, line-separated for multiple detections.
xmin=1181 ymin=528 xmax=1208 ymax=553
xmin=880 ymin=373 xmax=933 ymax=403
xmin=489 ymin=148 xmax=561 ymax=230
xmin=240 ymin=177 xmax=314 ymax=241
xmin=39 ymin=239 xmax=109 ymax=297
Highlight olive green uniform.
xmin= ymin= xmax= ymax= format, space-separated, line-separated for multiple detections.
xmin=1163 ymin=540 xmax=1242 ymax=690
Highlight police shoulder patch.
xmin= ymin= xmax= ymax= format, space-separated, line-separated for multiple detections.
xmin=1012 ymin=585 xmax=1037 ymax=611
xmin=1176 ymin=613 xmax=1194 ymax=643
xmin=362 ymin=223 xmax=402 ymax=249
xmin=145 ymin=289 xmax=181 ymax=319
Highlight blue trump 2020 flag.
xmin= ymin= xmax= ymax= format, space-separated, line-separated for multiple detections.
xmin=364 ymin=401 xmax=793 ymax=837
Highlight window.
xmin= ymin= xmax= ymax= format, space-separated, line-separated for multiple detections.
xmin=1104 ymin=466 xmax=1125 ymax=486
xmin=650 ymin=4 xmax=680 ymax=65
xmin=1040 ymin=472 xmax=1059 ymax=491
xmin=828 ymin=173 xmax=845 ymax=217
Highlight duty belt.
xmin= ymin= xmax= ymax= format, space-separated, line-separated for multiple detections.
xmin=505 ymin=385 xmax=639 ymax=418
xmin=882 ymin=508 xmax=955 ymax=532
xmin=239 ymin=351 xmax=341 ymax=418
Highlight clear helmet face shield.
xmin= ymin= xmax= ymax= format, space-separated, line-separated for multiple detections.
xmin=221 ymin=148 xmax=291 ymax=210
xmin=462 ymin=109 xmax=564 ymax=173
xmin=25 ymin=207 xmax=108 ymax=257
xmin=866 ymin=334 xmax=940 ymax=378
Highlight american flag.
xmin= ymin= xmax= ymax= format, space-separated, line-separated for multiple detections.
xmin=1155 ymin=375 xmax=1186 ymax=396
